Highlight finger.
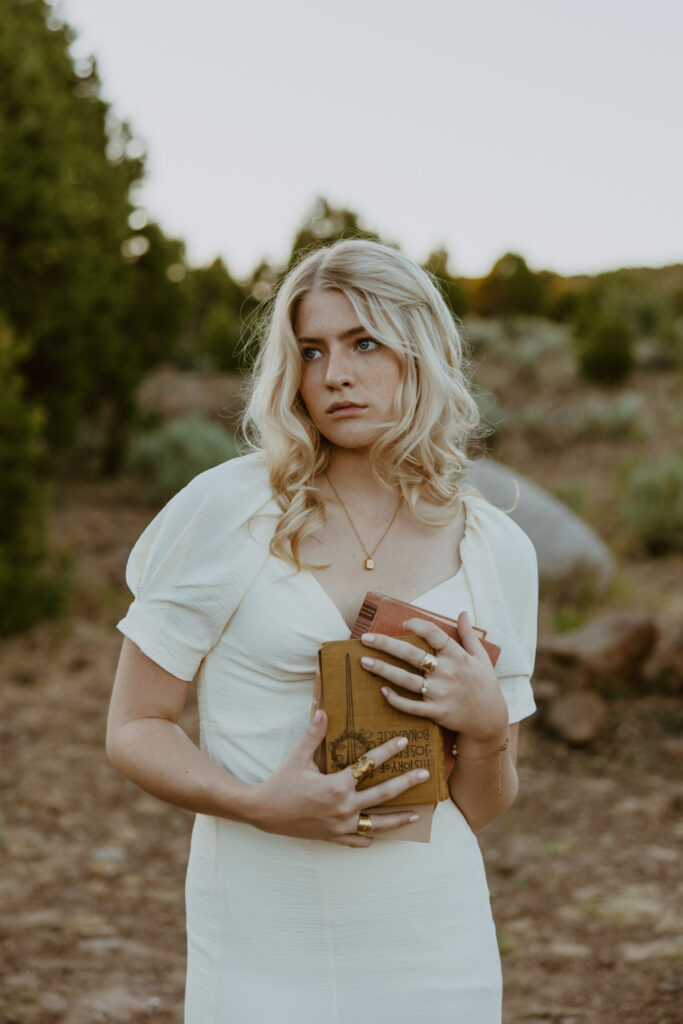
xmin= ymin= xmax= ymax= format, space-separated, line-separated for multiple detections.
xmin=457 ymin=611 xmax=488 ymax=661
xmin=359 ymin=810 xmax=421 ymax=833
xmin=297 ymin=708 xmax=328 ymax=760
xmin=342 ymin=732 xmax=411 ymax=780
xmin=360 ymin=631 xmax=432 ymax=670
xmin=359 ymin=654 xmax=426 ymax=693
xmin=354 ymin=766 xmax=430 ymax=810
xmin=336 ymin=835 xmax=373 ymax=848
xmin=381 ymin=685 xmax=434 ymax=717
xmin=401 ymin=618 xmax=450 ymax=652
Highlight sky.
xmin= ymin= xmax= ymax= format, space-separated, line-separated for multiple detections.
xmin=54 ymin=0 xmax=683 ymax=280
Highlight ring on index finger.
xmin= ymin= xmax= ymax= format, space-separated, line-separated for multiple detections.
xmin=352 ymin=755 xmax=375 ymax=781
xmin=418 ymin=651 xmax=438 ymax=675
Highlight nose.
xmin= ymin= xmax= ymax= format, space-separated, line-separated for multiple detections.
xmin=324 ymin=343 xmax=355 ymax=388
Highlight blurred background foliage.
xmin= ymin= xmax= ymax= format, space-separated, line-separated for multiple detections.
xmin=1 ymin=0 xmax=682 ymax=633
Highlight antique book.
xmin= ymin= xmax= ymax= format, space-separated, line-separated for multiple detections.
xmin=350 ymin=591 xmax=501 ymax=668
xmin=317 ymin=637 xmax=450 ymax=808
xmin=350 ymin=592 xmax=502 ymax=779
xmin=311 ymin=667 xmax=435 ymax=843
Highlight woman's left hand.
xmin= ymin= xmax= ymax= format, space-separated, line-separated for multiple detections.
xmin=360 ymin=611 xmax=508 ymax=744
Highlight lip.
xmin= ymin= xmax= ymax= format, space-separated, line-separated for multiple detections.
xmin=326 ymin=402 xmax=368 ymax=417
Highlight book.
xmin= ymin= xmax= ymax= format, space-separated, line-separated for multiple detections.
xmin=350 ymin=592 xmax=502 ymax=779
xmin=350 ymin=591 xmax=501 ymax=668
xmin=317 ymin=637 xmax=450 ymax=807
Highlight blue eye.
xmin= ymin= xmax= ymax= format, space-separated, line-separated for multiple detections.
xmin=301 ymin=347 xmax=321 ymax=361
xmin=357 ymin=338 xmax=377 ymax=351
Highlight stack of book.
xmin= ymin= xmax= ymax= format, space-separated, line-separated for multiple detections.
xmin=315 ymin=592 xmax=500 ymax=842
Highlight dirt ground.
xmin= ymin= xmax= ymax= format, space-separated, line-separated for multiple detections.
xmin=2 ymin=348 xmax=682 ymax=1023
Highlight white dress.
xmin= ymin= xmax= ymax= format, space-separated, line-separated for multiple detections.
xmin=117 ymin=454 xmax=538 ymax=1024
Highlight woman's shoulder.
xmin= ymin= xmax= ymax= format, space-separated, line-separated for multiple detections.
xmin=462 ymin=490 xmax=537 ymax=570
xmin=177 ymin=450 xmax=270 ymax=504
xmin=155 ymin=451 xmax=273 ymax=528
xmin=130 ymin=453 xmax=272 ymax=566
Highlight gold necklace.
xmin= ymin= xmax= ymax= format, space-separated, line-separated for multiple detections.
xmin=325 ymin=475 xmax=402 ymax=570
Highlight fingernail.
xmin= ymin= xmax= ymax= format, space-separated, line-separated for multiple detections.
xmin=360 ymin=656 xmax=373 ymax=668
xmin=408 ymin=814 xmax=420 ymax=822
xmin=361 ymin=633 xmax=375 ymax=642
xmin=396 ymin=736 xmax=408 ymax=749
xmin=313 ymin=710 xmax=323 ymax=723
xmin=381 ymin=686 xmax=389 ymax=696
xmin=417 ymin=769 xmax=430 ymax=780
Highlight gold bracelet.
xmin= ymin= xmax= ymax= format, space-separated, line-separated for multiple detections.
xmin=452 ymin=737 xmax=510 ymax=796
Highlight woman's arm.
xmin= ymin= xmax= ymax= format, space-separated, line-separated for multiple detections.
xmin=446 ymin=723 xmax=520 ymax=832
xmin=106 ymin=638 xmax=257 ymax=821
xmin=107 ymin=638 xmax=429 ymax=847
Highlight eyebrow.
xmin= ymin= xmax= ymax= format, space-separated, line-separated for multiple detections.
xmin=296 ymin=326 xmax=367 ymax=344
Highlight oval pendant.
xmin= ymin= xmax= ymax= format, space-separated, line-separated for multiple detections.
xmin=364 ymin=557 xmax=374 ymax=570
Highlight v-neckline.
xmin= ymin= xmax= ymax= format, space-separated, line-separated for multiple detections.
xmin=305 ymin=495 xmax=471 ymax=634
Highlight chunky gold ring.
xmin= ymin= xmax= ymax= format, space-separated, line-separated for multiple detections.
xmin=357 ymin=813 xmax=373 ymax=835
xmin=351 ymin=755 xmax=375 ymax=781
xmin=418 ymin=651 xmax=438 ymax=675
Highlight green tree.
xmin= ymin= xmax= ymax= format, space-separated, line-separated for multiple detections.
xmin=475 ymin=252 xmax=543 ymax=317
xmin=423 ymin=248 xmax=469 ymax=317
xmin=287 ymin=196 xmax=383 ymax=269
xmin=0 ymin=0 xmax=186 ymax=466
xmin=181 ymin=258 xmax=251 ymax=371
xmin=0 ymin=317 xmax=64 ymax=634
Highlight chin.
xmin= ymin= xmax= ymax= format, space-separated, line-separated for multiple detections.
xmin=322 ymin=426 xmax=381 ymax=450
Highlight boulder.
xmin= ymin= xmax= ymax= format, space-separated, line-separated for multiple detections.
xmin=545 ymin=690 xmax=607 ymax=744
xmin=465 ymin=459 xmax=615 ymax=595
xmin=535 ymin=610 xmax=657 ymax=691
xmin=643 ymin=623 xmax=683 ymax=694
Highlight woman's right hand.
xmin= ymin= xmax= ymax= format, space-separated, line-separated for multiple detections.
xmin=251 ymin=710 xmax=428 ymax=847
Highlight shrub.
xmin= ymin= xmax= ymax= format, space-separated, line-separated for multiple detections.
xmin=620 ymin=452 xmax=683 ymax=554
xmin=570 ymin=393 xmax=644 ymax=441
xmin=0 ymin=319 xmax=66 ymax=635
xmin=575 ymin=314 xmax=634 ymax=385
xmin=126 ymin=414 xmax=238 ymax=504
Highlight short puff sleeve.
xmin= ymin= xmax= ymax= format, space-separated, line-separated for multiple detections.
xmin=461 ymin=495 xmax=539 ymax=724
xmin=117 ymin=454 xmax=275 ymax=680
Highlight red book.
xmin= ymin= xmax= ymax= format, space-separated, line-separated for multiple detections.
xmin=350 ymin=592 xmax=502 ymax=778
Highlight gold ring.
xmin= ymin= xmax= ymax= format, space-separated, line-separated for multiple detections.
xmin=418 ymin=651 xmax=438 ymax=675
xmin=357 ymin=813 xmax=373 ymax=835
xmin=351 ymin=755 xmax=375 ymax=781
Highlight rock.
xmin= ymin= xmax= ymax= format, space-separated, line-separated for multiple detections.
xmin=465 ymin=458 xmax=616 ymax=595
xmin=531 ymin=678 xmax=560 ymax=704
xmin=545 ymin=691 xmax=607 ymax=744
xmin=536 ymin=610 xmax=657 ymax=691
xmin=643 ymin=623 xmax=683 ymax=693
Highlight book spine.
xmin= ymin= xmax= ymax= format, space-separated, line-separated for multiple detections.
xmin=350 ymin=596 xmax=381 ymax=639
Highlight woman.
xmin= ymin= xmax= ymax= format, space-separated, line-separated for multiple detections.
xmin=107 ymin=239 xmax=538 ymax=1023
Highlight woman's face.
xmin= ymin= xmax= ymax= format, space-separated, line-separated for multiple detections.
xmin=294 ymin=289 xmax=402 ymax=451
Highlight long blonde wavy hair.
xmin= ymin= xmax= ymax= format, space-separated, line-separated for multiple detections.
xmin=242 ymin=239 xmax=482 ymax=568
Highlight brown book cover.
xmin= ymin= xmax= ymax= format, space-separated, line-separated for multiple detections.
xmin=317 ymin=636 xmax=449 ymax=807
xmin=350 ymin=592 xmax=502 ymax=779
xmin=350 ymin=591 xmax=501 ymax=667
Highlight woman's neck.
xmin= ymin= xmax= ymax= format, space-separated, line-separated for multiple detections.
xmin=325 ymin=449 xmax=393 ymax=497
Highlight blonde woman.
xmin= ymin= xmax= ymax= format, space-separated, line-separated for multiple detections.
xmin=108 ymin=239 xmax=538 ymax=1023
